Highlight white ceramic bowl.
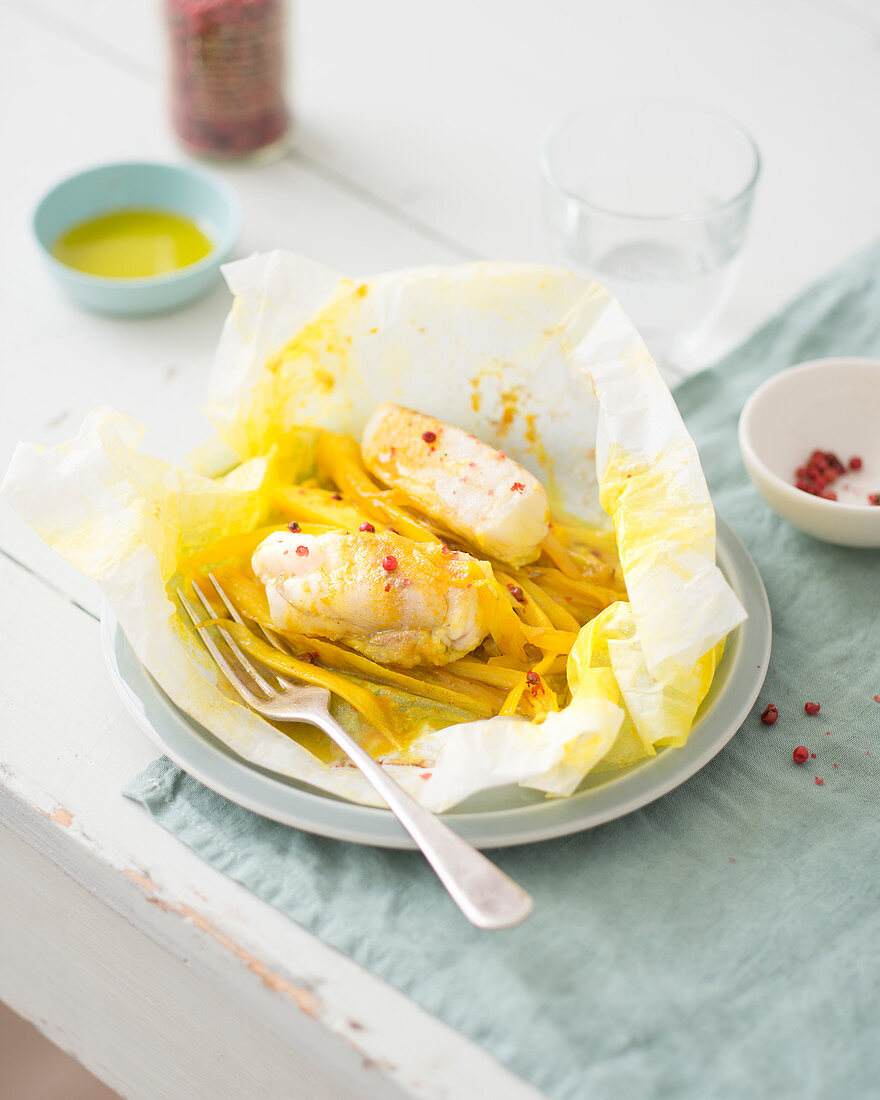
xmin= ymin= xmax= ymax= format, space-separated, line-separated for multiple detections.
xmin=738 ymin=357 xmax=880 ymax=547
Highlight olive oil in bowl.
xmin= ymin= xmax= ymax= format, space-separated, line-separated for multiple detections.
xmin=51 ymin=209 xmax=214 ymax=279
xmin=34 ymin=161 xmax=241 ymax=314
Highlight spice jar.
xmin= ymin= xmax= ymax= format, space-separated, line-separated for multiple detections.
xmin=165 ymin=0 xmax=293 ymax=160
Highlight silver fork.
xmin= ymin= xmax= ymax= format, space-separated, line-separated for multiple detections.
xmin=177 ymin=576 xmax=533 ymax=930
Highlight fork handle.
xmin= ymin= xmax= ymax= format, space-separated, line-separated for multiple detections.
xmin=316 ymin=714 xmax=533 ymax=930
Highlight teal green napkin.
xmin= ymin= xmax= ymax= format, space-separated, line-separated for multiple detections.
xmin=125 ymin=242 xmax=880 ymax=1100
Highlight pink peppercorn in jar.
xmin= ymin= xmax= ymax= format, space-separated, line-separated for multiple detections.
xmin=164 ymin=0 xmax=293 ymax=161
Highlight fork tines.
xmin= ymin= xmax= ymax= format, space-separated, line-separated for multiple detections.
xmin=177 ymin=582 xmax=276 ymax=702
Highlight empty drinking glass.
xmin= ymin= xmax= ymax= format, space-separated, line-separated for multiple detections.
xmin=540 ymin=99 xmax=761 ymax=363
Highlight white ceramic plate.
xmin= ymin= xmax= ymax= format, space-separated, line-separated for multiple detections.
xmin=103 ymin=516 xmax=771 ymax=849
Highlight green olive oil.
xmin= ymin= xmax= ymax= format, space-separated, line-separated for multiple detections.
xmin=51 ymin=209 xmax=213 ymax=278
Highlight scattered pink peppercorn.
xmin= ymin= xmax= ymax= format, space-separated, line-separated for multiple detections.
xmin=805 ymin=701 xmax=821 ymax=715
xmin=793 ymin=746 xmax=809 ymax=764
xmin=511 ymin=481 xmax=526 ymax=493
xmin=507 ymin=584 xmax=526 ymax=604
xmin=331 ymin=493 xmax=343 ymax=501
xmin=382 ymin=555 xmax=398 ymax=572
xmin=421 ymin=431 xmax=437 ymax=443
xmin=815 ymin=777 xmax=824 ymax=785
xmin=869 ymin=494 xmax=880 ymax=506
xmin=760 ymin=704 xmax=779 ymax=724
xmin=287 ymin=520 xmax=300 ymax=532
xmin=849 ymin=456 xmax=863 ymax=470
xmin=298 ymin=652 xmax=319 ymax=664
xmin=358 ymin=522 xmax=375 ymax=533
xmin=295 ymin=545 xmax=309 ymax=557
xmin=526 ymin=671 xmax=540 ymax=685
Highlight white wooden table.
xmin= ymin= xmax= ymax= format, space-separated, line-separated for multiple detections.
xmin=2 ymin=2 xmax=879 ymax=1096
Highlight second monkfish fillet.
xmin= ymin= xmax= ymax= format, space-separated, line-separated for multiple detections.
xmin=361 ymin=404 xmax=549 ymax=567
xmin=252 ymin=529 xmax=491 ymax=667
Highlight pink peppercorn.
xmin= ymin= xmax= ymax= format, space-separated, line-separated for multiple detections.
xmin=382 ymin=555 xmax=398 ymax=572
xmin=295 ymin=545 xmax=309 ymax=557
xmin=507 ymin=584 xmax=526 ymax=604
xmin=805 ymin=701 xmax=820 ymax=715
xmin=794 ymin=448 xmax=850 ymax=497
xmin=793 ymin=746 xmax=809 ymax=764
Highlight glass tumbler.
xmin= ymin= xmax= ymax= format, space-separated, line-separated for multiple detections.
xmin=540 ymin=100 xmax=761 ymax=362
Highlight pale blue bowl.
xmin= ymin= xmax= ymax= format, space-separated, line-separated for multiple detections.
xmin=33 ymin=161 xmax=242 ymax=316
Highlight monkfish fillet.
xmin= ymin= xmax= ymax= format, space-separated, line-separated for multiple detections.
xmin=361 ymin=404 xmax=549 ymax=567
xmin=252 ymin=529 xmax=491 ymax=667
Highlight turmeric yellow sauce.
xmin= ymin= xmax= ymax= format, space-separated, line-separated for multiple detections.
xmin=178 ymin=431 xmax=628 ymax=766
xmin=52 ymin=209 xmax=213 ymax=278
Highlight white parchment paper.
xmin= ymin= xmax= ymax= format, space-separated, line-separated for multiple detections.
xmin=2 ymin=253 xmax=745 ymax=810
